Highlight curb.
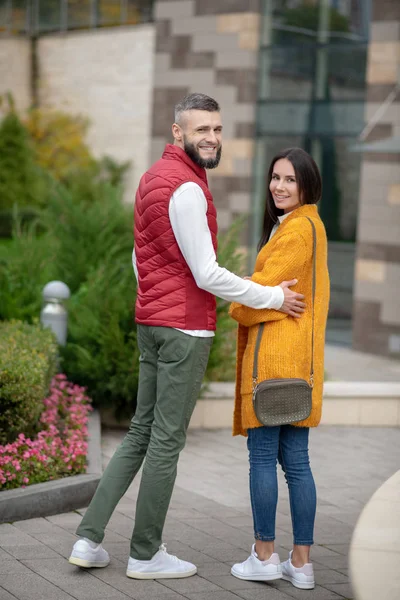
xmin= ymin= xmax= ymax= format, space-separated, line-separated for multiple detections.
xmin=350 ymin=469 xmax=400 ymax=600
xmin=0 ymin=410 xmax=102 ymax=524
xmin=99 ymin=381 xmax=400 ymax=430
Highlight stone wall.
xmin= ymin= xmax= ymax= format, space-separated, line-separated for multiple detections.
xmin=151 ymin=0 xmax=262 ymax=232
xmin=38 ymin=25 xmax=155 ymax=202
xmin=0 ymin=37 xmax=31 ymax=112
xmin=353 ymin=1 xmax=400 ymax=356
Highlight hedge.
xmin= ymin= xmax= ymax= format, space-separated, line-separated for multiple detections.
xmin=0 ymin=320 xmax=58 ymax=444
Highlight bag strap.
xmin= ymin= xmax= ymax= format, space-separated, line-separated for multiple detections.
xmin=252 ymin=216 xmax=317 ymax=389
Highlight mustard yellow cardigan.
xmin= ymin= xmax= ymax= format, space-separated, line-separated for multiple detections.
xmin=229 ymin=204 xmax=330 ymax=436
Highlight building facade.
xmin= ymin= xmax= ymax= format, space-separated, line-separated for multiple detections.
xmin=0 ymin=0 xmax=399 ymax=357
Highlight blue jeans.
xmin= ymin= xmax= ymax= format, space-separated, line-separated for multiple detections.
xmin=247 ymin=425 xmax=316 ymax=546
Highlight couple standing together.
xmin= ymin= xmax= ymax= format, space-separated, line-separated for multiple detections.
xmin=69 ymin=93 xmax=330 ymax=590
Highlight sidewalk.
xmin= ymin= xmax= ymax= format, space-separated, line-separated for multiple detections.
xmin=1 ymin=425 xmax=400 ymax=600
xmin=324 ymin=344 xmax=400 ymax=382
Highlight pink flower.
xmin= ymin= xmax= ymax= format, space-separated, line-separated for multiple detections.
xmin=0 ymin=374 xmax=92 ymax=491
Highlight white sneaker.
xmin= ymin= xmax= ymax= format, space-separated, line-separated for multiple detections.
xmin=281 ymin=550 xmax=315 ymax=589
xmin=231 ymin=544 xmax=282 ymax=581
xmin=126 ymin=543 xmax=197 ymax=579
xmin=69 ymin=538 xmax=110 ymax=568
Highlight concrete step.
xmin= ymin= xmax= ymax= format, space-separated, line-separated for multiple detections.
xmin=189 ymin=381 xmax=400 ymax=428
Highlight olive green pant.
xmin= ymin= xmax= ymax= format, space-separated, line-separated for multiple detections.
xmin=76 ymin=325 xmax=213 ymax=560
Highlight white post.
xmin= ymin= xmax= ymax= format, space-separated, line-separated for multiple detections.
xmin=40 ymin=281 xmax=71 ymax=346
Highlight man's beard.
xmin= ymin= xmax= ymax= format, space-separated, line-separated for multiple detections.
xmin=183 ymin=137 xmax=222 ymax=169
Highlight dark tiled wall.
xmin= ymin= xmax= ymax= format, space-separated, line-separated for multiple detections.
xmin=151 ymin=0 xmax=262 ymax=232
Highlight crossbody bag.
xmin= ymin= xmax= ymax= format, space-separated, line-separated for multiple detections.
xmin=252 ymin=216 xmax=316 ymax=426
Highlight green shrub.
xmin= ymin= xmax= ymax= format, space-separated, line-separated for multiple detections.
xmin=207 ymin=217 xmax=246 ymax=382
xmin=61 ymin=264 xmax=140 ymax=420
xmin=0 ymin=320 xmax=58 ymax=444
xmin=0 ymin=181 xmax=246 ymax=419
xmin=39 ymin=181 xmax=133 ymax=292
xmin=0 ymin=106 xmax=47 ymax=214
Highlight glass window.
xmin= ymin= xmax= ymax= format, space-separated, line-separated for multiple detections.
xmin=67 ymin=0 xmax=90 ymax=29
xmin=254 ymin=0 xmax=371 ymax=327
xmin=38 ymin=0 xmax=62 ymax=32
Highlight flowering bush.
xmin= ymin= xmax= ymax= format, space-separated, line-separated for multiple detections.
xmin=0 ymin=374 xmax=92 ymax=490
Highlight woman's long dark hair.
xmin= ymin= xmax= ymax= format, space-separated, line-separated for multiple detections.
xmin=258 ymin=147 xmax=322 ymax=251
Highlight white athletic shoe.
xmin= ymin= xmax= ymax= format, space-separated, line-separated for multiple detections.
xmin=281 ymin=550 xmax=315 ymax=589
xmin=126 ymin=543 xmax=197 ymax=579
xmin=68 ymin=538 xmax=110 ymax=568
xmin=231 ymin=544 xmax=282 ymax=581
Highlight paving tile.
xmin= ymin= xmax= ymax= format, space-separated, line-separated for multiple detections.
xmin=219 ymin=516 xmax=254 ymax=528
xmin=2 ymin=544 xmax=60 ymax=559
xmin=204 ymin=574 xmax=269 ymax=593
xmin=189 ymin=592 xmax=260 ymax=600
xmin=160 ymin=575 xmax=221 ymax=594
xmin=99 ymin=541 xmax=131 ymax=561
xmin=163 ymin=541 xmax=216 ymax=566
xmin=323 ymin=582 xmax=354 ymax=598
xmin=310 ymin=545 xmax=345 ymax=559
xmin=103 ymin=530 xmax=129 ymax=544
xmin=0 ymin=527 xmax=40 ymax=547
xmin=22 ymin=558 xmax=129 ymax=600
xmin=316 ymin=554 xmax=349 ymax=570
xmin=32 ymin=528 xmax=77 ymax=543
xmin=13 ymin=518 xmax=59 ymax=535
xmin=107 ymin=513 xmax=135 ymax=539
xmin=315 ymin=570 xmax=349 ymax=585
xmin=271 ymin=582 xmax=345 ymax=600
xmin=322 ymin=544 xmax=350 ymax=556
xmin=90 ymin=561 xmax=183 ymax=599
xmin=0 ymin=588 xmax=30 ymax=600
xmin=201 ymin=544 xmax=249 ymax=563
xmin=0 ymin=524 xmax=18 ymax=535
xmin=234 ymin=586 xmax=295 ymax=600
xmin=196 ymin=561 xmax=231 ymax=577
xmin=47 ymin=512 xmax=83 ymax=531
xmin=0 ymin=573 xmax=76 ymax=600
xmin=0 ymin=558 xmax=34 ymax=575
xmin=3 ymin=426 xmax=399 ymax=600
xmin=28 ymin=533 xmax=78 ymax=558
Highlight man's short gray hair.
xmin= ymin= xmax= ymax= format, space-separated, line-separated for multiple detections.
xmin=174 ymin=93 xmax=220 ymax=124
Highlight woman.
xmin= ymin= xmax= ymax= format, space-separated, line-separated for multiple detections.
xmin=229 ymin=147 xmax=330 ymax=590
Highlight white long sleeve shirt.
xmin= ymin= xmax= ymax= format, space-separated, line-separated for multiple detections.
xmin=132 ymin=182 xmax=284 ymax=337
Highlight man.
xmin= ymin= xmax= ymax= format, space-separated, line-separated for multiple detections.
xmin=69 ymin=93 xmax=305 ymax=580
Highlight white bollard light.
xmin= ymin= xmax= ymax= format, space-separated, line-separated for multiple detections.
xmin=40 ymin=281 xmax=71 ymax=346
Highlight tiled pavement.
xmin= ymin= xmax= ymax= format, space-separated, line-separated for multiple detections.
xmin=1 ymin=426 xmax=400 ymax=600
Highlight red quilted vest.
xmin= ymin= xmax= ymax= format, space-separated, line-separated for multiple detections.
xmin=134 ymin=144 xmax=218 ymax=330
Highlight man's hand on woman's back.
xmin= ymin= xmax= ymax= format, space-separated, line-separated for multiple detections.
xmin=279 ymin=279 xmax=306 ymax=317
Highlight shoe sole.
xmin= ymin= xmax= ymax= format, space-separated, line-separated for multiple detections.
xmin=282 ymin=574 xmax=315 ymax=589
xmin=231 ymin=567 xmax=282 ymax=582
xmin=126 ymin=567 xmax=197 ymax=580
xmin=69 ymin=556 xmax=110 ymax=568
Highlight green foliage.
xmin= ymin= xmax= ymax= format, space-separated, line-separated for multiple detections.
xmin=0 ymin=98 xmax=131 ymax=239
xmin=0 ymin=217 xmax=53 ymax=321
xmin=0 ymin=107 xmax=46 ymax=212
xmin=39 ymin=181 xmax=133 ymax=293
xmin=0 ymin=320 xmax=58 ymax=444
xmin=1 ymin=181 xmax=139 ymax=419
xmin=206 ymin=218 xmax=246 ymax=382
xmin=1 ymin=179 xmax=245 ymax=419
xmin=24 ymin=108 xmax=95 ymax=181
xmin=61 ymin=264 xmax=140 ymax=420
